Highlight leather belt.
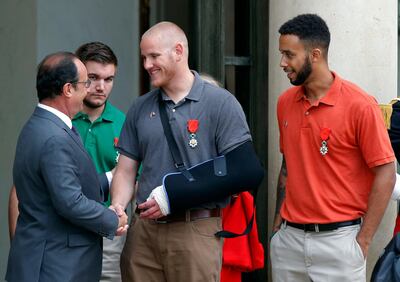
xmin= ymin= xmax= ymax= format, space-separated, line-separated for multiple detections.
xmin=284 ymin=218 xmax=362 ymax=232
xmin=157 ymin=208 xmax=221 ymax=223
xmin=136 ymin=208 xmax=221 ymax=223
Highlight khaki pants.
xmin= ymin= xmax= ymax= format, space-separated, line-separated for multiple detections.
xmin=101 ymin=234 xmax=126 ymax=282
xmin=270 ymin=224 xmax=366 ymax=282
xmin=120 ymin=214 xmax=223 ymax=282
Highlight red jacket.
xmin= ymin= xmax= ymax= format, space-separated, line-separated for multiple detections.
xmin=394 ymin=215 xmax=400 ymax=235
xmin=220 ymin=192 xmax=264 ymax=282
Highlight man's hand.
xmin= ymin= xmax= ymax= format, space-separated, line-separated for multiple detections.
xmin=9 ymin=185 xmax=19 ymax=241
xmin=271 ymin=156 xmax=286 ymax=239
xmin=109 ymin=205 xmax=128 ymax=236
xmin=272 ymin=214 xmax=283 ymax=232
xmin=355 ymin=234 xmax=369 ymax=259
xmin=138 ymin=198 xmax=164 ymax=219
xmin=270 ymin=214 xmax=283 ymax=241
xmin=110 ymin=203 xmax=125 ymax=216
xmin=143 ymin=185 xmax=170 ymax=217
xmin=356 ymin=161 xmax=396 ymax=259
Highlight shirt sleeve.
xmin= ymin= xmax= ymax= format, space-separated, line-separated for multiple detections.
xmin=215 ymin=94 xmax=251 ymax=155
xmin=357 ymin=102 xmax=395 ymax=168
xmin=117 ymin=102 xmax=141 ymax=161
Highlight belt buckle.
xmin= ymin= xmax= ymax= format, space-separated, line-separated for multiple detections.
xmin=155 ymin=217 xmax=169 ymax=224
xmin=314 ymin=224 xmax=320 ymax=232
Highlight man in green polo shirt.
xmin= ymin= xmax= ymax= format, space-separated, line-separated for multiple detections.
xmin=74 ymin=42 xmax=125 ymax=282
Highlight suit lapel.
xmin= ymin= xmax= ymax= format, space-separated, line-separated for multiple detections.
xmin=33 ymin=107 xmax=88 ymax=154
xmin=65 ymin=127 xmax=87 ymax=152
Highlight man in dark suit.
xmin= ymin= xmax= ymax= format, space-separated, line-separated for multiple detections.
xmin=6 ymin=52 xmax=128 ymax=282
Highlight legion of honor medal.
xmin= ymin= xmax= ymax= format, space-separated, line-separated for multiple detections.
xmin=114 ymin=137 xmax=120 ymax=163
xmin=187 ymin=119 xmax=199 ymax=148
xmin=319 ymin=127 xmax=331 ymax=156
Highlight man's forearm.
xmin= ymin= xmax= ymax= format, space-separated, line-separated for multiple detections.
xmin=357 ymin=161 xmax=396 ymax=256
xmin=8 ymin=185 xmax=19 ymax=241
xmin=273 ymin=156 xmax=287 ymax=230
xmin=111 ymin=173 xmax=135 ymax=209
xmin=110 ymin=155 xmax=137 ymax=209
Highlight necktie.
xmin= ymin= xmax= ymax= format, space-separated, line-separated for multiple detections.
xmin=71 ymin=126 xmax=85 ymax=147
xmin=71 ymin=126 xmax=79 ymax=136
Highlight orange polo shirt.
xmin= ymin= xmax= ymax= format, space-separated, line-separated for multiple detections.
xmin=277 ymin=72 xmax=394 ymax=223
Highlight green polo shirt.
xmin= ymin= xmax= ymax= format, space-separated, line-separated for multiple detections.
xmin=73 ymin=101 xmax=125 ymax=206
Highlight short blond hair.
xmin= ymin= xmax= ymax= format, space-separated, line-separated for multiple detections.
xmin=142 ymin=21 xmax=189 ymax=58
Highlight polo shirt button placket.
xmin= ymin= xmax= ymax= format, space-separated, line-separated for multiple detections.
xmin=305 ymin=111 xmax=310 ymax=116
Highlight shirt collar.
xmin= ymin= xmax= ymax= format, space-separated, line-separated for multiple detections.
xmin=97 ymin=101 xmax=114 ymax=121
xmin=73 ymin=101 xmax=114 ymax=122
xmin=160 ymin=71 xmax=204 ymax=102
xmin=38 ymin=103 xmax=72 ymax=128
xmin=295 ymin=71 xmax=342 ymax=106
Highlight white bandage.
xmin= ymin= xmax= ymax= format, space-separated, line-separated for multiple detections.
xmin=391 ymin=173 xmax=400 ymax=200
xmin=147 ymin=185 xmax=170 ymax=215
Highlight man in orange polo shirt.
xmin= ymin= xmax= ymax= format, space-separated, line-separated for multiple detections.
xmin=270 ymin=14 xmax=396 ymax=281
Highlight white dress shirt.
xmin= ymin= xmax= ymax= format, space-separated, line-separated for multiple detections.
xmin=37 ymin=103 xmax=72 ymax=129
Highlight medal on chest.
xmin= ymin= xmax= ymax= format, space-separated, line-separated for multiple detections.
xmin=319 ymin=128 xmax=331 ymax=156
xmin=187 ymin=119 xmax=199 ymax=148
xmin=114 ymin=137 xmax=120 ymax=163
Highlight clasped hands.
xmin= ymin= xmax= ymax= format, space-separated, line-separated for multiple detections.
xmin=109 ymin=204 xmax=129 ymax=236
xmin=109 ymin=185 xmax=169 ymax=231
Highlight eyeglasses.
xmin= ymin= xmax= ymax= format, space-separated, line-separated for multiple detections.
xmin=71 ymin=79 xmax=91 ymax=88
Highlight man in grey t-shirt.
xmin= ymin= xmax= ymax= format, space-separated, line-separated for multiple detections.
xmin=111 ymin=21 xmax=255 ymax=282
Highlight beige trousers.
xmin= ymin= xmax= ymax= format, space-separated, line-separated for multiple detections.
xmin=270 ymin=223 xmax=366 ymax=282
xmin=101 ymin=234 xmax=126 ymax=282
xmin=120 ymin=214 xmax=223 ymax=282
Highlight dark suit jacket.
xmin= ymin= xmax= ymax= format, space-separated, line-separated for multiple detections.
xmin=6 ymin=107 xmax=119 ymax=282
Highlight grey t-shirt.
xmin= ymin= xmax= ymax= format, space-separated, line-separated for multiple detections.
xmin=118 ymin=71 xmax=251 ymax=207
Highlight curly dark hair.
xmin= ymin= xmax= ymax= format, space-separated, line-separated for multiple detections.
xmin=279 ymin=14 xmax=330 ymax=55
xmin=36 ymin=52 xmax=78 ymax=102
xmin=75 ymin=41 xmax=118 ymax=66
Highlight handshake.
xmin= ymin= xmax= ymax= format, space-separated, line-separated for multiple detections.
xmin=109 ymin=204 xmax=129 ymax=236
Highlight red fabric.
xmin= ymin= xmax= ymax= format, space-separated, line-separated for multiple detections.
xmin=221 ymin=267 xmax=241 ymax=282
xmin=393 ymin=215 xmax=400 ymax=236
xmin=220 ymin=192 xmax=264 ymax=282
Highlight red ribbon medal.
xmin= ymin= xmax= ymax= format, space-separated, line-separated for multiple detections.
xmin=114 ymin=137 xmax=120 ymax=163
xmin=319 ymin=127 xmax=331 ymax=156
xmin=187 ymin=119 xmax=199 ymax=148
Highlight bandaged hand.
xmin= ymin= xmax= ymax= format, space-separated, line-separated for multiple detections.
xmin=143 ymin=185 xmax=170 ymax=216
